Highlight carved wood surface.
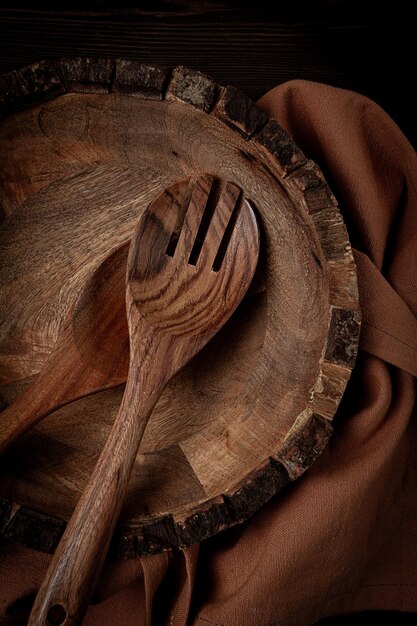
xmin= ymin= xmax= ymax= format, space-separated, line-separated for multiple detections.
xmin=0 ymin=59 xmax=360 ymax=556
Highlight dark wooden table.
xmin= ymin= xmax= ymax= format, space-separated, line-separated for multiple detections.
xmin=0 ymin=2 xmax=414 ymax=624
xmin=0 ymin=0 xmax=415 ymax=147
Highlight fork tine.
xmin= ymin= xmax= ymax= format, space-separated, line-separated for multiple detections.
xmin=216 ymin=197 xmax=259 ymax=284
xmin=201 ymin=181 xmax=241 ymax=268
xmin=144 ymin=178 xmax=190 ymax=246
xmin=128 ymin=179 xmax=193 ymax=292
xmin=174 ymin=174 xmax=214 ymax=260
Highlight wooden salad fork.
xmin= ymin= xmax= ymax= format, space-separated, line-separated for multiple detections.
xmin=29 ymin=174 xmax=260 ymax=626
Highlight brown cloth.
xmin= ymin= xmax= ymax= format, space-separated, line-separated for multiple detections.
xmin=1 ymin=80 xmax=417 ymax=626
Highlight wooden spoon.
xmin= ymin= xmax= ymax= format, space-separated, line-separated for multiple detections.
xmin=29 ymin=174 xmax=260 ymax=626
xmin=0 ymin=244 xmax=129 ymax=455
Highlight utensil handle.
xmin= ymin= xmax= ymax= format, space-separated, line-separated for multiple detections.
xmin=28 ymin=346 xmax=160 ymax=626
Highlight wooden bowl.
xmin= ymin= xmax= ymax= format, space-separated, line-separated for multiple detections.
xmin=0 ymin=59 xmax=360 ymax=556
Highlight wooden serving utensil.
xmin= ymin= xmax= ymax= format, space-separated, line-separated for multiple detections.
xmin=28 ymin=174 xmax=260 ymax=626
xmin=0 ymin=245 xmax=129 ymax=455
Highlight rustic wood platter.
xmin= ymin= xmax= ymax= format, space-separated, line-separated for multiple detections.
xmin=0 ymin=58 xmax=360 ymax=557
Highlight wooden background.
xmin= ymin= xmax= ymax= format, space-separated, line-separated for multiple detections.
xmin=0 ymin=1 xmax=414 ymax=624
xmin=0 ymin=0 xmax=415 ymax=147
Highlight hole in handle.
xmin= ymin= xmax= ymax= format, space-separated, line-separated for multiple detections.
xmin=47 ymin=604 xmax=67 ymax=625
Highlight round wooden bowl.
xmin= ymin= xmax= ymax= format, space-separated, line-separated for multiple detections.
xmin=0 ymin=59 xmax=360 ymax=556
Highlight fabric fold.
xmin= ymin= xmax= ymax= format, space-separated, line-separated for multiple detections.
xmin=141 ymin=551 xmax=171 ymax=626
xmin=170 ymin=545 xmax=200 ymax=626
xmin=353 ymin=248 xmax=417 ymax=376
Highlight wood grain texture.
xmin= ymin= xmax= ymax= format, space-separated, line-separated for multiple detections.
xmin=113 ymin=59 xmax=169 ymax=100
xmin=29 ymin=175 xmax=260 ymax=625
xmin=167 ymin=66 xmax=217 ymax=112
xmin=214 ymin=85 xmax=268 ymax=137
xmin=0 ymin=59 xmax=360 ymax=556
xmin=60 ymin=57 xmax=114 ymax=94
xmin=0 ymin=60 xmax=64 ymax=118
